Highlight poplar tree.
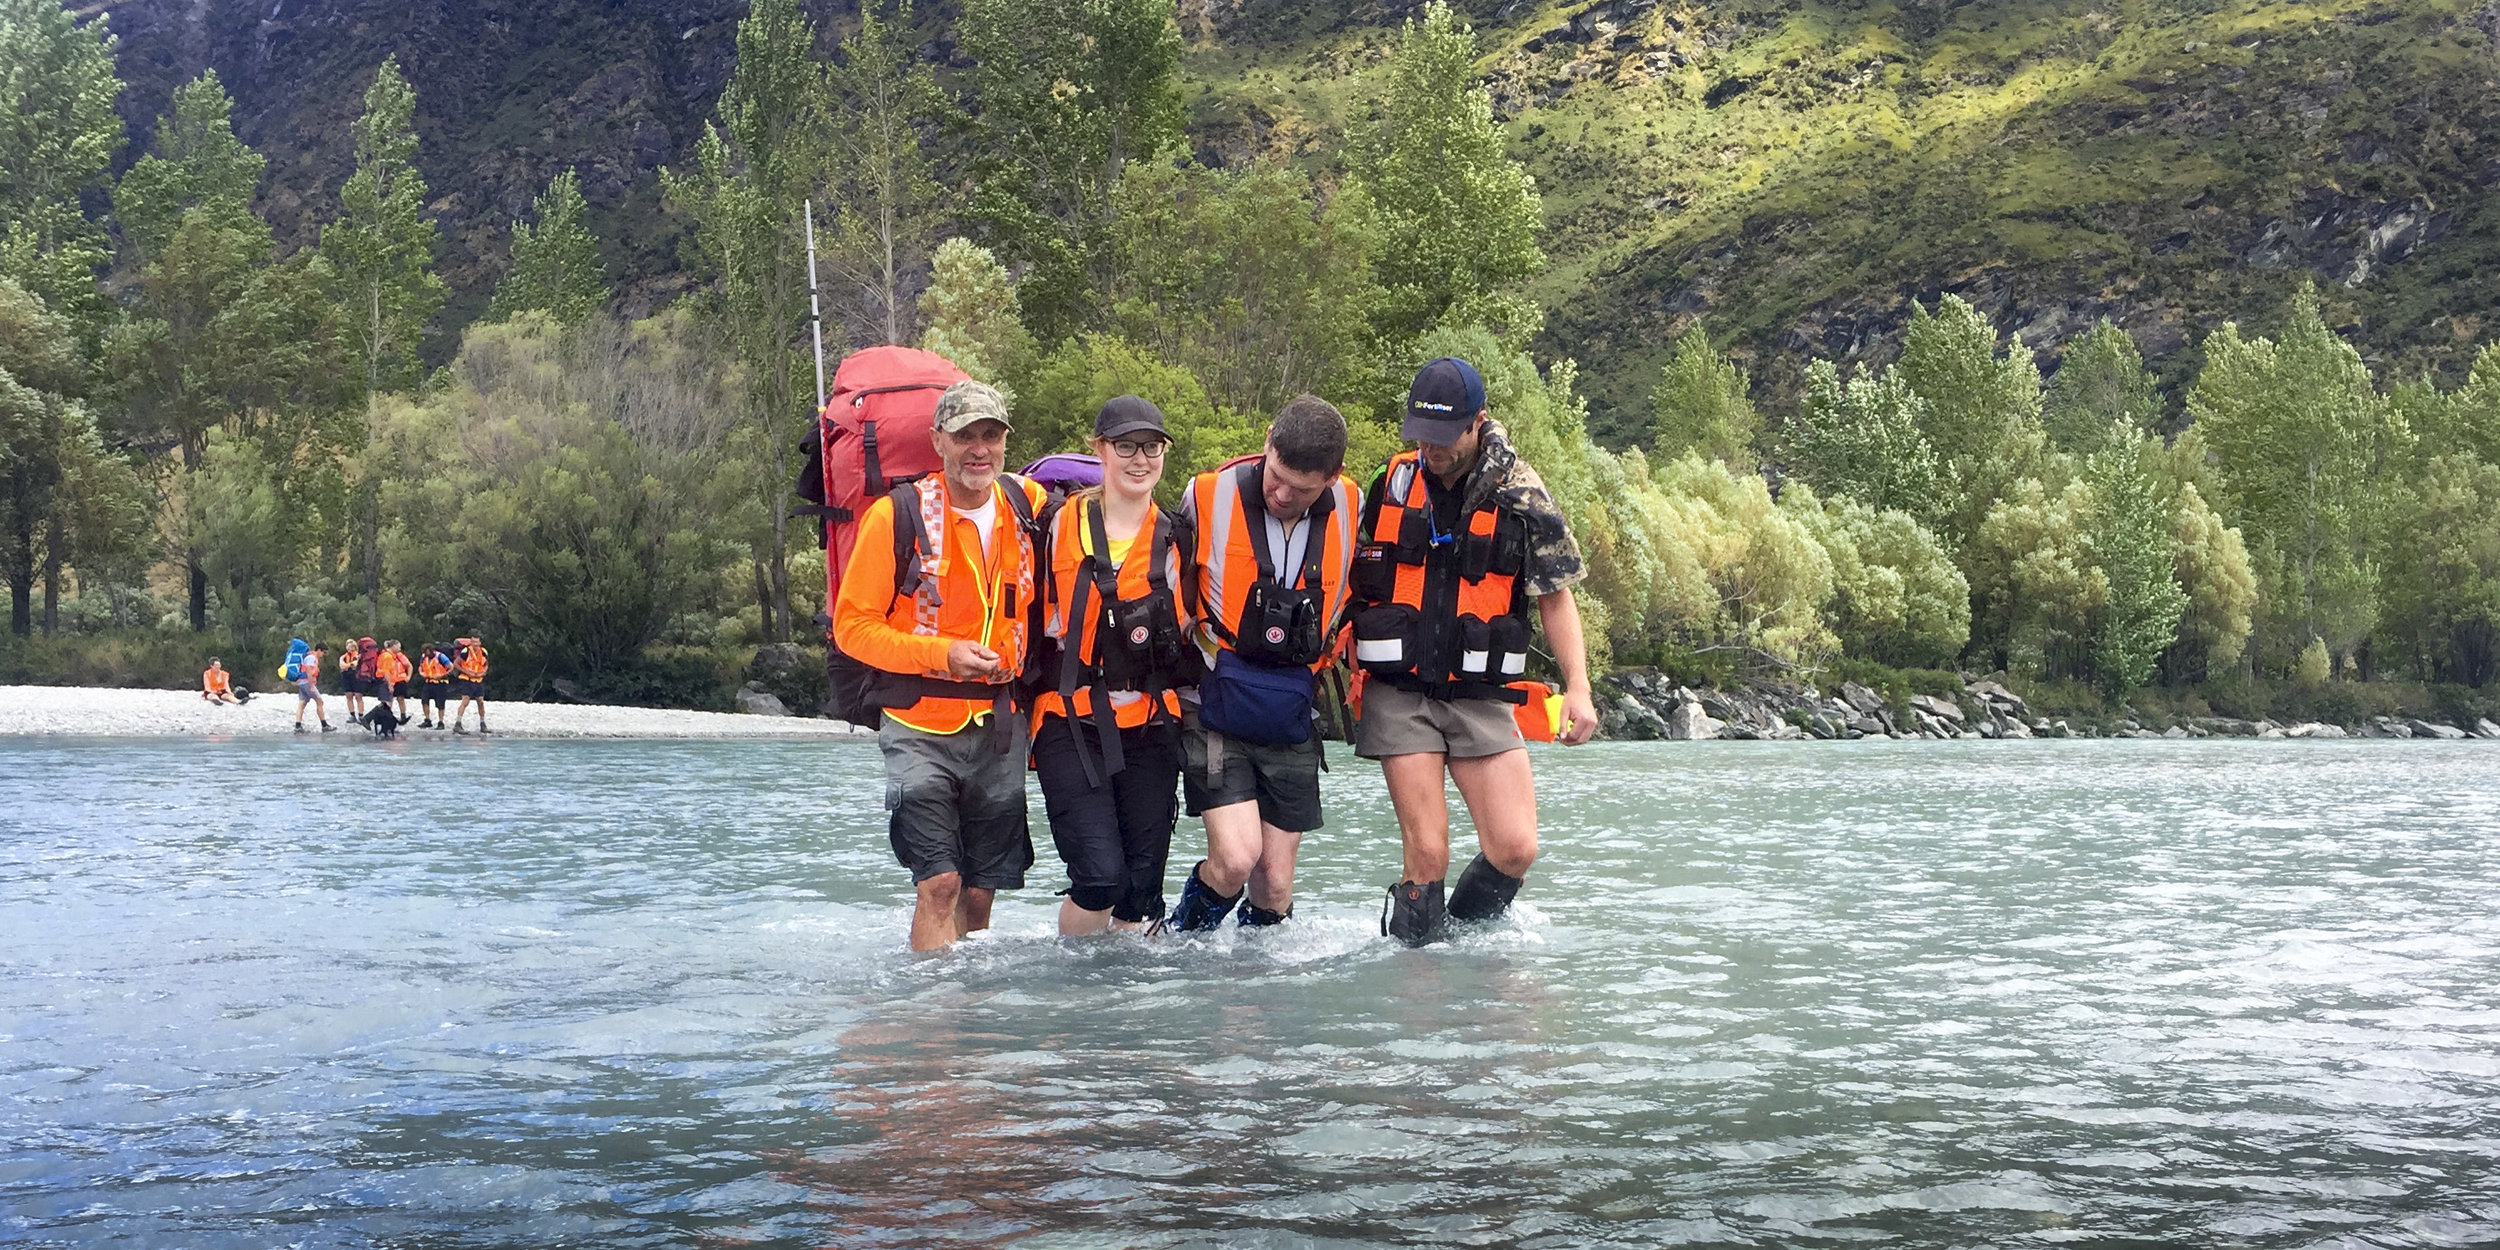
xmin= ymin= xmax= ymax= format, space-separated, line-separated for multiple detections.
xmin=1347 ymin=0 xmax=1543 ymax=344
xmin=489 ymin=169 xmax=606 ymax=325
xmin=0 ymin=0 xmax=121 ymax=344
xmin=2044 ymin=319 xmax=2163 ymax=454
xmin=958 ymin=0 xmax=1184 ymax=342
xmin=2187 ymin=282 xmax=2401 ymax=669
xmin=1891 ymin=295 xmax=2048 ymax=548
xmin=112 ymin=71 xmax=280 ymax=630
xmin=661 ymin=0 xmax=827 ymax=643
xmin=2083 ymin=429 xmax=2188 ymax=696
xmin=1788 ymin=359 xmax=1944 ymax=526
xmin=321 ymin=57 xmax=444 ymax=630
xmin=917 ymin=237 xmax=1034 ymax=388
xmin=824 ymin=0 xmax=944 ymax=347
xmin=1650 ymin=329 xmax=1761 ymax=469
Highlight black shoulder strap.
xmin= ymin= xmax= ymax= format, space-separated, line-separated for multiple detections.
xmin=888 ymin=483 xmax=930 ymax=603
xmin=1298 ymin=482 xmax=1333 ymax=593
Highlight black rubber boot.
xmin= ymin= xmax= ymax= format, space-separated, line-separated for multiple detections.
xmin=1447 ymin=853 xmax=1525 ymax=923
xmin=1237 ymin=901 xmax=1292 ymax=928
xmin=1156 ymin=863 xmax=1241 ymax=933
xmin=1382 ymin=880 xmax=1448 ymax=947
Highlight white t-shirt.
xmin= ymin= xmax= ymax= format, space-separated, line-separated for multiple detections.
xmin=955 ymin=502 xmax=997 ymax=563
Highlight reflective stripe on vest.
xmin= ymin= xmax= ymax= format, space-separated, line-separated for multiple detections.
xmin=898 ymin=475 xmax=1035 ymax=668
xmin=419 ymin=655 xmax=451 ymax=681
xmin=1364 ymin=450 xmax=1531 ymax=682
xmin=1191 ymin=458 xmax=1356 ymax=668
xmin=455 ymin=646 xmax=488 ymax=680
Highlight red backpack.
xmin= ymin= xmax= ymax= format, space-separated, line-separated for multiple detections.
xmin=794 ymin=346 xmax=971 ymax=614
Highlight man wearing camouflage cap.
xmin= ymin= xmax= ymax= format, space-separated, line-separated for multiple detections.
xmin=1347 ymin=357 xmax=1600 ymax=945
xmin=834 ymin=380 xmax=1050 ymax=951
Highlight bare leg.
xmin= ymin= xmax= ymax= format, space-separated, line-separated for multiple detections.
xmin=1245 ymin=826 xmax=1304 ymax=914
xmin=1382 ymin=751 xmax=1454 ymax=882
xmin=1198 ymin=800 xmax=1265 ymax=896
xmin=1449 ymin=748 xmax=1539 ymax=877
xmin=912 ymin=873 xmax=964 ymax=951
xmin=957 ymin=886 xmax=995 ymax=936
xmin=1059 ymin=898 xmax=1113 ymax=937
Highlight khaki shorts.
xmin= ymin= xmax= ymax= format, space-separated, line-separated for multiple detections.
xmin=1355 ymin=680 xmax=1525 ymax=760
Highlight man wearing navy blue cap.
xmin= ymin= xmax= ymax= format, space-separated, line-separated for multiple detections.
xmin=1347 ymin=356 xmax=1599 ymax=945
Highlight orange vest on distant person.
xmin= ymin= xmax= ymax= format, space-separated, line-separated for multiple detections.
xmin=455 ymin=644 xmax=488 ymax=680
xmin=419 ymin=653 xmax=451 ymax=682
xmin=203 ymin=667 xmax=230 ymax=695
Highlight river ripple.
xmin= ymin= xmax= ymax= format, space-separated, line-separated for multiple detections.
xmin=3 ymin=736 xmax=2497 ymax=1247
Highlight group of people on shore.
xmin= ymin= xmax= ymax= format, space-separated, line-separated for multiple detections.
xmin=201 ymin=637 xmax=490 ymax=735
xmin=834 ymin=357 xmax=1600 ymax=951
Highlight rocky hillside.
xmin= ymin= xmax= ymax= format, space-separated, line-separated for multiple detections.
xmin=97 ymin=0 xmax=2500 ymax=437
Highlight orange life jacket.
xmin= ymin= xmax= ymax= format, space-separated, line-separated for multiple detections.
xmin=832 ymin=474 xmax=1045 ymax=734
xmin=203 ymin=667 xmax=230 ymax=694
xmin=1034 ymin=493 xmax=1193 ymax=778
xmin=302 ymin=651 xmax=322 ymax=678
xmin=380 ymin=652 xmax=411 ymax=684
xmin=1349 ymin=449 xmax=1535 ymax=701
xmin=454 ymin=643 xmax=488 ymax=680
xmin=418 ymin=652 xmax=451 ymax=682
xmin=1183 ymin=456 xmax=1358 ymax=673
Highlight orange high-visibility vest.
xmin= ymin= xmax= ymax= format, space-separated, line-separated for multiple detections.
xmin=1348 ymin=449 xmax=1535 ymax=698
xmin=454 ymin=644 xmax=488 ymax=680
xmin=203 ymin=667 xmax=230 ymax=695
xmin=418 ymin=653 xmax=452 ymax=682
xmin=1034 ymin=492 xmax=1189 ymax=730
xmin=1182 ymin=456 xmax=1357 ymax=673
xmin=834 ymin=475 xmax=1045 ymax=734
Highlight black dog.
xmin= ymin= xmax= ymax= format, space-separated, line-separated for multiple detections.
xmin=359 ymin=701 xmax=404 ymax=739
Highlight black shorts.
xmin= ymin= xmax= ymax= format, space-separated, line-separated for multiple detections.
xmin=418 ymin=681 xmax=448 ymax=703
xmin=1033 ymin=713 xmax=1181 ymax=922
xmin=1181 ymin=711 xmax=1324 ymax=833
xmin=451 ymin=677 xmax=485 ymax=698
xmin=879 ymin=714 xmax=1034 ymax=890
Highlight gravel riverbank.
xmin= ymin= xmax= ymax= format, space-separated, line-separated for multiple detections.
xmin=0 ymin=685 xmax=872 ymax=739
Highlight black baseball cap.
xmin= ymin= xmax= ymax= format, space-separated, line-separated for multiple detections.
xmin=1095 ymin=394 xmax=1169 ymax=442
xmin=1403 ymin=357 xmax=1488 ymax=444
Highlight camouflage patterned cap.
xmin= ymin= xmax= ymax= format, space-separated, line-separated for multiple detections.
xmin=933 ymin=380 xmax=1013 ymax=434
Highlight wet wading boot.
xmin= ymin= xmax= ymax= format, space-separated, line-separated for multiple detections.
xmin=1382 ymin=880 xmax=1448 ymax=947
xmin=1447 ymin=853 xmax=1525 ymax=924
xmin=1237 ymin=901 xmax=1291 ymax=928
xmin=1154 ymin=863 xmax=1241 ymax=933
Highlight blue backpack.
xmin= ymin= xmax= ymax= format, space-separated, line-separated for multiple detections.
xmin=280 ymin=639 xmax=309 ymax=682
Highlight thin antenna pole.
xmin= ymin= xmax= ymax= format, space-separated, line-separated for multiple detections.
xmin=804 ymin=199 xmax=828 ymax=411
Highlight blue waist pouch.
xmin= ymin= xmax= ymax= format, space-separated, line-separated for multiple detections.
xmin=1197 ymin=648 xmax=1315 ymax=746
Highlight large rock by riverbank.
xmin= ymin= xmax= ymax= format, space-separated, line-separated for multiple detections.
xmin=1593 ymin=672 xmax=2500 ymax=743
xmin=0 ymin=686 xmax=872 ymax=739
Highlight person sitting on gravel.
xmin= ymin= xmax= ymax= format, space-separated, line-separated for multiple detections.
xmin=201 ymin=659 xmax=239 ymax=705
xmin=295 ymin=644 xmax=334 ymax=733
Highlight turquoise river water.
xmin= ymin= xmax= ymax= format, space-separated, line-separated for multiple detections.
xmin=3 ymin=736 xmax=2498 ymax=1248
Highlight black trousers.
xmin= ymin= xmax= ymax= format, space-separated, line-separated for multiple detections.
xmin=1032 ymin=712 xmax=1182 ymax=922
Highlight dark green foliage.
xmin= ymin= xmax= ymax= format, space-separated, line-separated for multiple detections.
xmin=489 ymin=169 xmax=606 ymax=325
xmin=959 ymin=0 xmax=1185 ymax=342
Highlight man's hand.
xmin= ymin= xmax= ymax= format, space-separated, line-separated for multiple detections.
xmin=945 ymin=640 xmax=1004 ymax=681
xmin=1558 ymin=686 xmax=1599 ymax=746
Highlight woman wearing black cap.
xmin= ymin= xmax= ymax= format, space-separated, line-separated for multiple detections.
xmin=1029 ymin=396 xmax=1200 ymax=935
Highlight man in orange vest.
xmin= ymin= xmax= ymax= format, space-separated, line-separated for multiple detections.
xmin=835 ymin=380 xmax=1047 ymax=952
xmin=450 ymin=637 xmax=491 ymax=735
xmin=1352 ymin=357 xmax=1599 ymax=945
xmin=1161 ymin=395 xmax=1362 ymax=931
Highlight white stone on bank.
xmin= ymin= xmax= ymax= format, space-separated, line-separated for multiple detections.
xmin=0 ymin=685 xmax=872 ymax=740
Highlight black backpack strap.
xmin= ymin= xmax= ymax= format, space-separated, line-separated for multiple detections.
xmin=887 ymin=482 xmax=933 ymax=604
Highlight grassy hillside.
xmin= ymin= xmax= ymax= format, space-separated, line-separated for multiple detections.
xmin=100 ymin=0 xmax=2500 ymax=441
xmin=1186 ymin=0 xmax=2500 ymax=443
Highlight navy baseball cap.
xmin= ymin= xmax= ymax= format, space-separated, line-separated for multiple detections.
xmin=1403 ymin=357 xmax=1487 ymax=444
